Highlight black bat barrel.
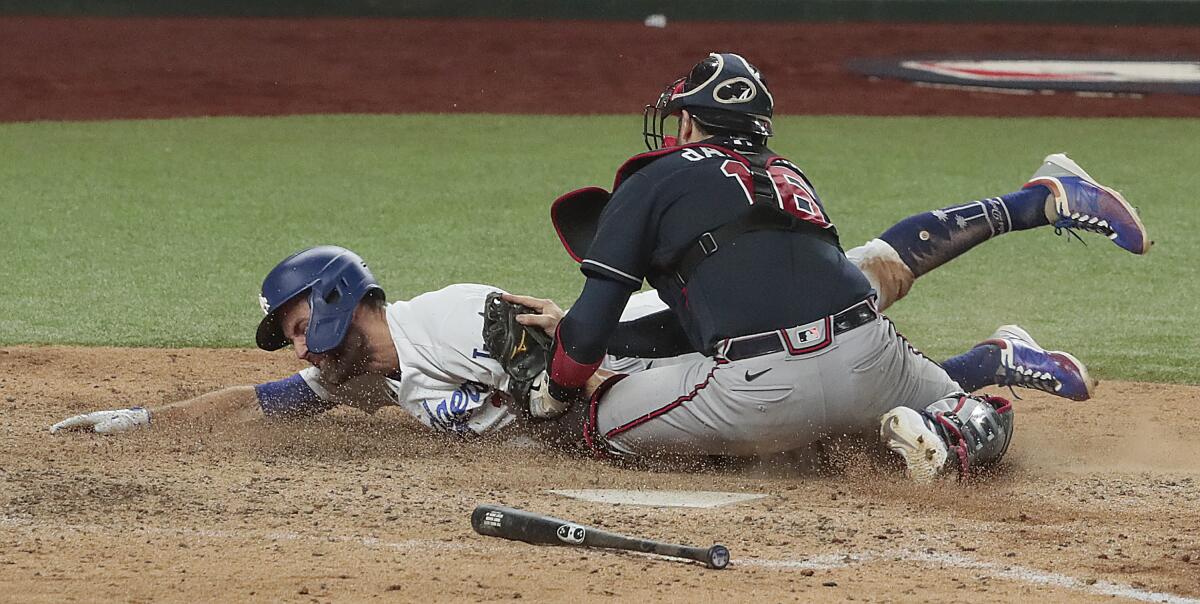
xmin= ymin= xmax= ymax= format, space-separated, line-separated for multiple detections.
xmin=471 ymin=504 xmax=730 ymax=570
xmin=472 ymin=504 xmax=574 ymax=546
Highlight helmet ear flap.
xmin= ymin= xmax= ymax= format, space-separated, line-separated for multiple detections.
xmin=306 ymin=274 xmax=362 ymax=354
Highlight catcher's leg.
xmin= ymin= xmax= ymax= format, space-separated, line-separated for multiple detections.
xmin=880 ymin=394 xmax=1014 ymax=482
xmin=836 ymin=316 xmax=1014 ymax=482
xmin=583 ymin=311 xmax=963 ymax=460
xmin=582 ymin=353 xmax=831 ymax=459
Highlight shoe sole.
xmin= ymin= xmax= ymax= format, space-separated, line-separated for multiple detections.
xmin=986 ymin=324 xmax=1097 ymax=401
xmin=880 ymin=407 xmax=947 ymax=483
xmin=1031 ymin=153 xmax=1151 ymax=255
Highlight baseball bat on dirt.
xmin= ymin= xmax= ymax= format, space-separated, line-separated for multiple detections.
xmin=470 ymin=504 xmax=730 ymax=570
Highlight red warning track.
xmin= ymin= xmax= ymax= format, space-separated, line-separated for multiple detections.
xmin=1 ymin=17 xmax=1198 ymax=122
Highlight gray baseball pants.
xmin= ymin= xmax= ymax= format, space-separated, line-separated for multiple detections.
xmin=589 ymin=308 xmax=961 ymax=458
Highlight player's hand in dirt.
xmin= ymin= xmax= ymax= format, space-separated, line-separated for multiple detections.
xmin=49 ymin=408 xmax=151 ymax=434
xmin=502 ymin=294 xmax=564 ymax=338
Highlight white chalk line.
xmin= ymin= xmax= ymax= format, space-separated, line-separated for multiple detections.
xmin=3 ymin=516 xmax=1195 ymax=603
xmin=738 ymin=550 xmax=1198 ymax=604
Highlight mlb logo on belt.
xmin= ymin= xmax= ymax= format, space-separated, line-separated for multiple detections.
xmin=781 ymin=316 xmax=833 ymax=355
xmin=795 ymin=326 xmax=821 ymax=343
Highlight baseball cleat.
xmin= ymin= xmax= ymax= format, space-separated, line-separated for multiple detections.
xmin=982 ymin=324 xmax=1096 ymax=401
xmin=880 ymin=406 xmax=948 ymax=483
xmin=1025 ymin=153 xmax=1151 ymax=255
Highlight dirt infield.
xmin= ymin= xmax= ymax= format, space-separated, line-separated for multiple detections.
xmin=2 ymin=17 xmax=1200 ymax=122
xmin=1 ymin=346 xmax=1198 ymax=602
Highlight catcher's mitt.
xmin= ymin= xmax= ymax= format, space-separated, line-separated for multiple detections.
xmin=482 ymin=292 xmax=552 ymax=411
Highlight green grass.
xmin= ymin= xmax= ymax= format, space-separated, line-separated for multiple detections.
xmin=1 ymin=114 xmax=1197 ymax=383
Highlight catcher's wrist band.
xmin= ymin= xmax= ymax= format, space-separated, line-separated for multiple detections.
xmin=549 ymin=325 xmax=603 ymax=389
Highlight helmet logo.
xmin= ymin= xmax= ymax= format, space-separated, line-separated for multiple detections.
xmin=258 ymin=294 xmax=271 ymax=315
xmin=713 ymin=77 xmax=757 ymax=104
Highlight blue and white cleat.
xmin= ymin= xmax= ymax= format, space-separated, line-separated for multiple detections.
xmin=1025 ymin=153 xmax=1151 ymax=255
xmin=983 ymin=324 xmax=1096 ymax=402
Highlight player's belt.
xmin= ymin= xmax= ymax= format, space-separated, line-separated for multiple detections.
xmin=719 ymin=297 xmax=877 ymax=361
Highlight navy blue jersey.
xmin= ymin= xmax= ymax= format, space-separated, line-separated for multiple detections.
xmin=582 ymin=139 xmax=872 ymax=354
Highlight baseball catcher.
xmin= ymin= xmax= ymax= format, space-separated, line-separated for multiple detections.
xmin=522 ymin=52 xmax=1147 ymax=479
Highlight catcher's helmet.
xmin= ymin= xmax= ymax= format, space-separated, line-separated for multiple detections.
xmin=256 ymin=245 xmax=385 ymax=354
xmin=643 ymin=52 xmax=774 ymax=150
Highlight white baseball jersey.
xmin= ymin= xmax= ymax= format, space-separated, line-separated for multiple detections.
xmin=291 ymin=285 xmax=670 ymax=436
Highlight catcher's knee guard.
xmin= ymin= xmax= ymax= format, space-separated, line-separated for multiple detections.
xmin=581 ymin=373 xmax=631 ymax=458
xmin=928 ymin=394 xmax=1014 ymax=478
xmin=882 ymin=394 xmax=1013 ymax=481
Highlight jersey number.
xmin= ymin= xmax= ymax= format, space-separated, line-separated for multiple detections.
xmin=720 ymin=160 xmax=830 ymax=228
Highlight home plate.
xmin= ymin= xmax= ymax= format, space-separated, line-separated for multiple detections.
xmin=547 ymin=489 xmax=766 ymax=508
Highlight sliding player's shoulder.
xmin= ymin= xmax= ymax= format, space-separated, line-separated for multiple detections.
xmin=408 ymin=284 xmax=507 ymax=308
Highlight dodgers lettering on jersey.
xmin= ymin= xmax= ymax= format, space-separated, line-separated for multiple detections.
xmin=418 ymin=381 xmax=494 ymax=434
xmin=380 ymin=287 xmax=674 ymax=430
xmin=583 ymin=138 xmax=873 ymax=353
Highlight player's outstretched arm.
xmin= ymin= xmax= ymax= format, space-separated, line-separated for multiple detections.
xmin=49 ymin=385 xmax=260 ymax=435
xmin=151 ymin=385 xmax=263 ymax=424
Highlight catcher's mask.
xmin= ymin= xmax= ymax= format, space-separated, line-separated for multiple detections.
xmin=642 ymin=52 xmax=775 ymax=151
xmin=256 ymin=245 xmax=385 ymax=354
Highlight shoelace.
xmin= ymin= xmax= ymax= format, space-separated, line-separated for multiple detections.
xmin=1053 ymin=224 xmax=1087 ymax=246
xmin=1054 ymin=211 xmax=1113 ymax=244
xmin=1002 ymin=362 xmax=1061 ymax=398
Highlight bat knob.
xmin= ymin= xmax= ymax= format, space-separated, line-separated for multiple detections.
xmin=706 ymin=544 xmax=730 ymax=569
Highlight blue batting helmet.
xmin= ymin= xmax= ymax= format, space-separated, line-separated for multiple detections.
xmin=255 ymin=245 xmax=385 ymax=354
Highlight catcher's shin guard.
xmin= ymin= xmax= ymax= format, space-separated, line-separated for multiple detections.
xmin=881 ymin=394 xmax=1014 ymax=481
